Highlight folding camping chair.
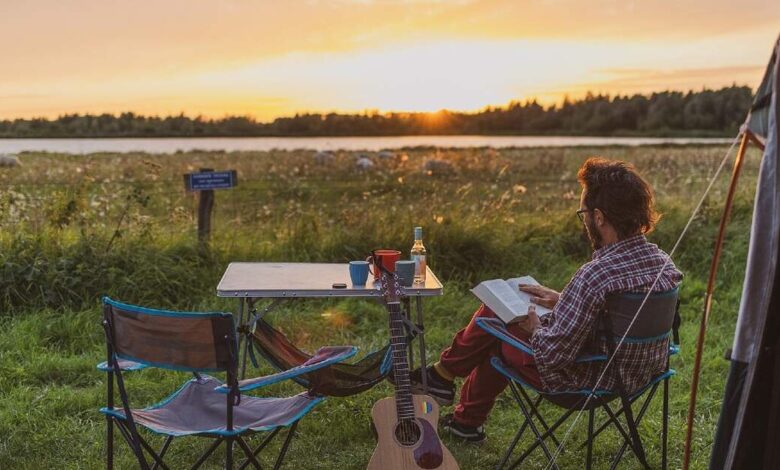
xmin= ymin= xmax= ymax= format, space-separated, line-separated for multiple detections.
xmin=98 ymin=297 xmax=357 ymax=470
xmin=246 ymin=316 xmax=393 ymax=397
xmin=477 ymin=288 xmax=680 ymax=470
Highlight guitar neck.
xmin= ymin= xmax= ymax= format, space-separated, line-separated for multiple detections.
xmin=387 ymin=301 xmax=415 ymax=422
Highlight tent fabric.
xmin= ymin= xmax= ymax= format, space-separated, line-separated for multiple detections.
xmin=746 ymin=37 xmax=778 ymax=142
xmin=733 ymin=36 xmax=780 ymax=364
xmin=249 ymin=318 xmax=393 ymax=397
xmin=711 ymin=34 xmax=780 ymax=470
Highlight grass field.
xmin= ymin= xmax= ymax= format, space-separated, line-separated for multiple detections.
xmin=0 ymin=144 xmax=763 ymax=469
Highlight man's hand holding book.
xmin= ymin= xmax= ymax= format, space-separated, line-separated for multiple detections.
xmin=518 ymin=284 xmax=560 ymax=309
xmin=515 ymin=284 xmax=559 ymax=335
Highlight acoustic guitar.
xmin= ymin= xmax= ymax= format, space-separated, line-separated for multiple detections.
xmin=367 ymin=267 xmax=459 ymax=470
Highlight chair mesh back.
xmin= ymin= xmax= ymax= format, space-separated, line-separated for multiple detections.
xmin=251 ymin=318 xmax=391 ymax=396
xmin=604 ymin=289 xmax=679 ymax=339
xmin=104 ymin=298 xmax=236 ymax=372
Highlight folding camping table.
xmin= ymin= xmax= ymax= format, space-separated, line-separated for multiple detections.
xmin=216 ymin=262 xmax=444 ymax=392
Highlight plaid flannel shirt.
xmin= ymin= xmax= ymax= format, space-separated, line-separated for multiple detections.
xmin=530 ymin=234 xmax=682 ymax=393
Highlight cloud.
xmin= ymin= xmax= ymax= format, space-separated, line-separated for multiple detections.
xmin=562 ymin=66 xmax=766 ymax=96
xmin=320 ymin=0 xmax=474 ymax=4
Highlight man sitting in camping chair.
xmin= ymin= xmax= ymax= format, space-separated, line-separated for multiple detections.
xmin=410 ymin=157 xmax=683 ymax=443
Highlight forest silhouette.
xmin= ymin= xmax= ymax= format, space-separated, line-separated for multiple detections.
xmin=0 ymin=86 xmax=751 ymax=138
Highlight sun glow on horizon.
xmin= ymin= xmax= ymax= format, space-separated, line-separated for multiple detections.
xmin=0 ymin=1 xmax=777 ymax=120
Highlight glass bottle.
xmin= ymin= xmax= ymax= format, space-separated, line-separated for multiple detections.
xmin=411 ymin=226 xmax=427 ymax=284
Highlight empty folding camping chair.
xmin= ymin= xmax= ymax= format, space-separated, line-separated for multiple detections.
xmin=97 ymin=297 xmax=357 ymax=470
xmin=476 ymin=288 xmax=680 ymax=470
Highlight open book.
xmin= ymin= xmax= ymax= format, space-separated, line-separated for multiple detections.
xmin=470 ymin=275 xmax=553 ymax=324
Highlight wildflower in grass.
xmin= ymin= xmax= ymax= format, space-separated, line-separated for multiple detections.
xmin=513 ymin=184 xmax=527 ymax=195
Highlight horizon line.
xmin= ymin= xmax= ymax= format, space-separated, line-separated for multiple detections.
xmin=1 ymin=84 xmax=754 ymax=123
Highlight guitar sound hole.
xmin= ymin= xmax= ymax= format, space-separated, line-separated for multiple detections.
xmin=394 ymin=419 xmax=422 ymax=446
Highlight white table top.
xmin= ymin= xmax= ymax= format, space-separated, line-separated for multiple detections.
xmin=216 ymin=262 xmax=443 ymax=298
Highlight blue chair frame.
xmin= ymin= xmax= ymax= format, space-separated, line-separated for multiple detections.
xmin=476 ymin=288 xmax=680 ymax=470
xmin=99 ymin=297 xmax=357 ymax=470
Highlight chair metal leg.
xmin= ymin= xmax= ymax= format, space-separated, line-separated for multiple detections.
xmin=226 ymin=437 xmax=234 ymax=470
xmin=519 ymin=390 xmax=562 ymax=448
xmin=190 ymin=438 xmax=224 ymax=470
xmin=616 ymin=394 xmax=650 ymax=469
xmin=235 ymin=436 xmax=262 ymax=469
xmin=113 ymin=420 xmax=151 ymax=469
xmin=601 ymin=403 xmax=641 ymax=454
xmin=136 ymin=435 xmax=170 ymax=470
xmin=152 ymin=436 xmax=174 ymax=470
xmin=586 ymin=390 xmax=644 ymax=444
xmin=507 ymin=383 xmax=559 ymax=470
xmin=662 ymin=378 xmax=669 ymax=470
xmin=106 ymin=417 xmax=114 ymax=470
xmin=507 ymin=407 xmax=576 ymax=470
xmin=249 ymin=428 xmax=281 ymax=458
xmin=273 ymin=421 xmax=299 ymax=470
xmin=608 ymin=385 xmax=659 ymax=470
xmin=238 ymin=427 xmax=285 ymax=470
xmin=586 ymin=408 xmax=594 ymax=470
xmin=497 ymin=417 xmax=529 ymax=469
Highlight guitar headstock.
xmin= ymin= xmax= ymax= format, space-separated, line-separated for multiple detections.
xmin=376 ymin=254 xmax=403 ymax=304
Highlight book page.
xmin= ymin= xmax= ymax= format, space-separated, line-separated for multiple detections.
xmin=471 ymin=279 xmax=530 ymax=323
xmin=470 ymin=281 xmax=518 ymax=324
xmin=505 ymin=276 xmax=553 ymax=316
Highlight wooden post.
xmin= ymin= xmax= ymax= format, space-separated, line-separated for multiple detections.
xmin=184 ymin=168 xmax=236 ymax=248
xmin=197 ymin=168 xmax=215 ymax=246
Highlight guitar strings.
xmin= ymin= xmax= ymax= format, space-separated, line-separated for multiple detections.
xmin=382 ymin=269 xmax=423 ymax=445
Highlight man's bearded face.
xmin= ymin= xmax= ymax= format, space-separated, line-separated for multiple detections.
xmin=584 ymin=213 xmax=603 ymax=250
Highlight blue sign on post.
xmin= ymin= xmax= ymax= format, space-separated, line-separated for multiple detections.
xmin=184 ymin=170 xmax=238 ymax=191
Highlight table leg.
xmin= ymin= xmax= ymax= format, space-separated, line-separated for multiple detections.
xmin=404 ymin=298 xmax=414 ymax=371
xmin=415 ymin=297 xmax=428 ymax=394
xmin=235 ymin=299 xmax=243 ymax=366
xmin=239 ymin=298 xmax=285 ymax=379
xmin=239 ymin=298 xmax=249 ymax=379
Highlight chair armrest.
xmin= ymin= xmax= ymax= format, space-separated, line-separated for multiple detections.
xmin=216 ymin=346 xmax=358 ymax=394
xmin=574 ymin=354 xmax=608 ymax=363
xmin=475 ymin=318 xmax=534 ymax=356
xmin=476 ymin=317 xmax=608 ymax=364
xmin=96 ymin=359 xmax=149 ymax=372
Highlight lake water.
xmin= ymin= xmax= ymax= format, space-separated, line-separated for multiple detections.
xmin=0 ymin=135 xmax=731 ymax=154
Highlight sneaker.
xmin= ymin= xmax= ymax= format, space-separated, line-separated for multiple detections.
xmin=440 ymin=413 xmax=486 ymax=444
xmin=409 ymin=366 xmax=455 ymax=406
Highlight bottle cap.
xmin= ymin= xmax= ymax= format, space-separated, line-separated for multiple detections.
xmin=414 ymin=227 xmax=423 ymax=239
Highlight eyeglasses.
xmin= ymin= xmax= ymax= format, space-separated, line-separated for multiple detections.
xmin=576 ymin=209 xmax=591 ymax=223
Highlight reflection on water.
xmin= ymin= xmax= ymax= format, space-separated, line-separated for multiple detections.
xmin=0 ymin=135 xmax=732 ymax=154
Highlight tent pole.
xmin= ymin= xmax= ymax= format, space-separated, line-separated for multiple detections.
xmin=746 ymin=131 xmax=766 ymax=151
xmin=682 ymin=130 xmax=752 ymax=470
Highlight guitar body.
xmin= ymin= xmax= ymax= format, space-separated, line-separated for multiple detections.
xmin=369 ymin=261 xmax=459 ymax=470
xmin=368 ymin=395 xmax=459 ymax=470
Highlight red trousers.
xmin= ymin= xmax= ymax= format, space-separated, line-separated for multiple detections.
xmin=439 ymin=304 xmax=542 ymax=428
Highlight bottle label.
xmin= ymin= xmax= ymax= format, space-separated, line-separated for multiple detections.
xmin=412 ymin=255 xmax=427 ymax=279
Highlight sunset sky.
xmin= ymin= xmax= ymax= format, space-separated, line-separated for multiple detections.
xmin=1 ymin=0 xmax=778 ymax=120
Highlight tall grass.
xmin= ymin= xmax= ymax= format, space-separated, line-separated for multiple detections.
xmin=0 ymin=144 xmax=763 ymax=468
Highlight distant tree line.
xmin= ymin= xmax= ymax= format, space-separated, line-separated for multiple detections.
xmin=0 ymin=86 xmax=752 ymax=138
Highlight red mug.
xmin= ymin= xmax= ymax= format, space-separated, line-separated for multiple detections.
xmin=367 ymin=249 xmax=402 ymax=280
